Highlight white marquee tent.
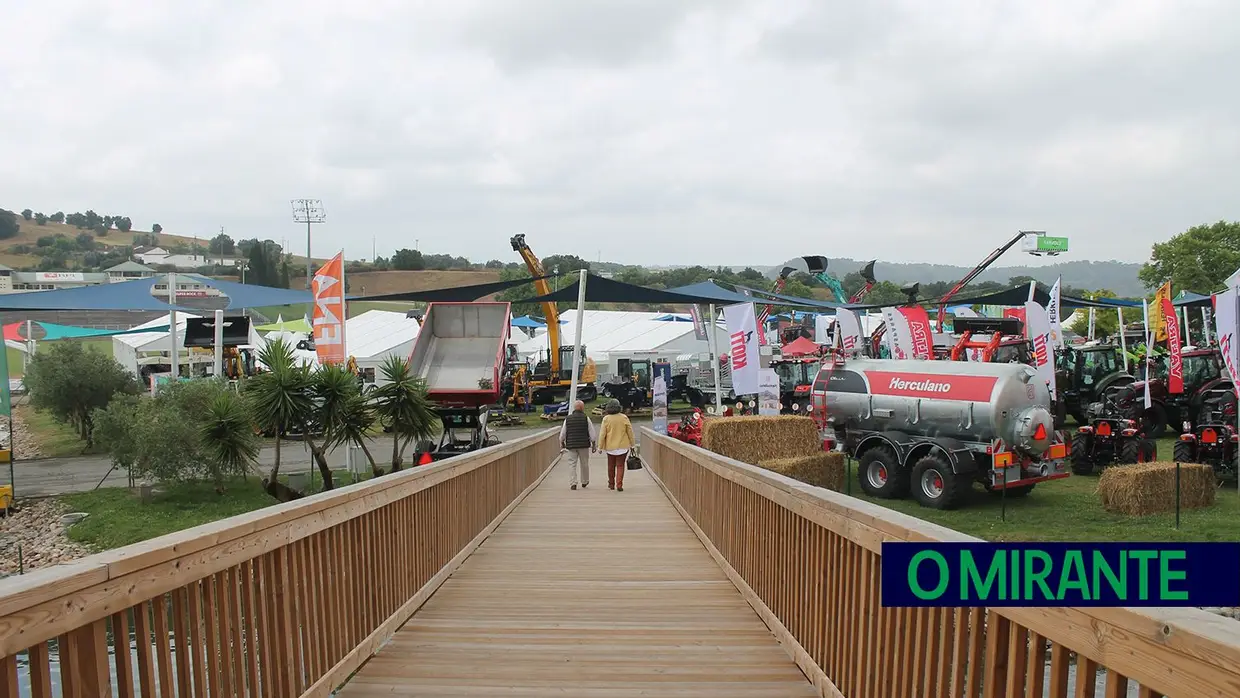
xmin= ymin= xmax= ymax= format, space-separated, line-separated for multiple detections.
xmin=513 ymin=309 xmax=716 ymax=378
xmin=253 ymin=310 xmax=421 ymax=384
xmin=113 ymin=313 xmax=267 ymax=377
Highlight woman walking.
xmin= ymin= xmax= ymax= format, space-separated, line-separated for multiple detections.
xmin=598 ymin=399 xmax=636 ymax=491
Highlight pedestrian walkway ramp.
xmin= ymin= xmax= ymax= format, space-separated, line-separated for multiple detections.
xmin=339 ymin=453 xmax=815 ymax=696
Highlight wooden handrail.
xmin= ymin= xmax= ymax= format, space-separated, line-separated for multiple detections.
xmin=0 ymin=429 xmax=559 ymax=698
xmin=641 ymin=428 xmax=1240 ymax=698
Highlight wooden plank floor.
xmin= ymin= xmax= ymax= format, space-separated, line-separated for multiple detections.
xmin=340 ymin=451 xmax=817 ymax=697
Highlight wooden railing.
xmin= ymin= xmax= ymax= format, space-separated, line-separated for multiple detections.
xmin=0 ymin=429 xmax=558 ymax=698
xmin=642 ymin=429 xmax=1240 ymax=698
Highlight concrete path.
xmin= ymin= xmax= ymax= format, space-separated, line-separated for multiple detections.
xmin=5 ymin=426 xmax=551 ymax=497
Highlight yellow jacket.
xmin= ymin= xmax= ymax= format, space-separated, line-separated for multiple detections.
xmin=598 ymin=413 xmax=635 ymax=451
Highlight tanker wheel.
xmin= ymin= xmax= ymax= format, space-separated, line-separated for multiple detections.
xmin=1070 ymin=432 xmax=1095 ymax=476
xmin=910 ymin=454 xmax=968 ymax=510
xmin=1118 ymin=438 xmax=1141 ymax=465
xmin=857 ymin=446 xmax=907 ymax=499
xmin=1173 ymin=440 xmax=1196 ymax=465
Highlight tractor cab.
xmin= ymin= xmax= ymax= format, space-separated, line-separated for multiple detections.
xmin=1055 ymin=343 xmax=1132 ymax=424
xmin=1174 ymin=385 xmax=1238 ymax=478
xmin=604 ymin=357 xmax=655 ymax=410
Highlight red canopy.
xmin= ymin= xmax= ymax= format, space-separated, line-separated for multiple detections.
xmin=780 ymin=336 xmax=820 ymax=357
xmin=2 ymin=322 xmax=23 ymax=342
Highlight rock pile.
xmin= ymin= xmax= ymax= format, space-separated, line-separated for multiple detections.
xmin=0 ymin=498 xmax=91 ymax=577
xmin=0 ymin=411 xmax=46 ymax=460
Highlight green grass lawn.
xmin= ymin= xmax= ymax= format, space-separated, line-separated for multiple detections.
xmin=15 ymin=406 xmax=103 ymax=458
xmin=840 ymin=437 xmax=1240 ymax=543
xmin=60 ymin=468 xmax=376 ymax=550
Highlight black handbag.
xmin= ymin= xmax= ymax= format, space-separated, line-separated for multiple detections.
xmin=626 ymin=447 xmax=643 ymax=470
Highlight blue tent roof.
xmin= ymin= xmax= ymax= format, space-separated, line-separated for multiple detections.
xmin=1174 ymin=291 xmax=1213 ymax=308
xmin=511 ymin=315 xmax=546 ymax=328
xmin=652 ymin=314 xmax=692 ymax=322
xmin=0 ymin=276 xmax=313 ymax=311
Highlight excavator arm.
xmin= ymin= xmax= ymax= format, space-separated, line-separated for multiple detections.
xmin=510 ymin=234 xmax=561 ymax=376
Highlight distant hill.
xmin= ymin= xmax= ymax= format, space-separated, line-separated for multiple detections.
xmin=288 ymin=269 xmax=502 ymax=296
xmin=731 ymin=258 xmax=1146 ymax=297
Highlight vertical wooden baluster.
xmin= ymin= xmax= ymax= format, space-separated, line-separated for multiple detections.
xmin=274 ymin=547 xmax=297 ymax=696
xmin=1005 ymin=624 xmax=1030 ymax=697
xmin=1103 ymin=671 xmax=1129 ymax=698
xmin=308 ymin=535 xmax=327 ymax=676
xmin=172 ymin=589 xmax=193 ymax=698
xmin=934 ymin=606 xmax=954 ymax=698
xmin=28 ymin=642 xmax=55 ymax=698
xmin=0 ymin=653 xmax=18 ymax=698
xmin=133 ymin=602 xmax=158 ymax=698
xmin=204 ymin=575 xmax=224 ymax=698
xmin=152 ymin=594 xmax=175 ymax=698
xmin=289 ymin=542 xmax=311 ymax=686
xmin=1047 ymin=644 xmax=1071 ymax=698
xmin=1026 ymin=632 xmax=1048 ymax=698
xmin=187 ymin=581 xmax=208 ymax=698
xmin=59 ymin=635 xmax=77 ymax=698
xmin=239 ymin=560 xmax=261 ymax=698
xmin=108 ymin=613 xmax=134 ymax=698
xmin=981 ymin=614 xmax=1010 ymax=698
xmin=214 ymin=570 xmax=235 ymax=694
xmin=1075 ymin=656 xmax=1098 ymax=698
xmin=949 ymin=607 xmax=968 ymax=697
xmin=229 ymin=568 xmax=246 ymax=698
xmin=964 ymin=608 xmax=985 ymax=698
xmin=1136 ymin=685 xmax=1160 ymax=698
xmin=64 ymin=619 xmax=113 ymax=698
xmin=257 ymin=556 xmax=277 ymax=698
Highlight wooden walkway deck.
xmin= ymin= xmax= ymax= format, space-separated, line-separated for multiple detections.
xmin=340 ymin=452 xmax=816 ymax=697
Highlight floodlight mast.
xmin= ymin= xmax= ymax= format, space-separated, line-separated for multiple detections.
xmin=291 ymin=199 xmax=325 ymax=290
xmin=936 ymin=230 xmax=1044 ymax=327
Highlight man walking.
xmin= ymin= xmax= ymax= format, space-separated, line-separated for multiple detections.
xmin=559 ymin=400 xmax=596 ymax=490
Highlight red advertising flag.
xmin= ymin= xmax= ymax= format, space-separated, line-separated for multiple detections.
xmin=1161 ymin=295 xmax=1183 ymax=394
xmin=1003 ymin=307 xmax=1027 ymax=324
xmin=898 ymin=306 xmax=933 ymax=360
xmin=312 ymin=252 xmax=346 ymax=365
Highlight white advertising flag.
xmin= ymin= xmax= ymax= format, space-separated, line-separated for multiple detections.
xmin=1215 ymin=288 xmax=1240 ymax=397
xmin=814 ymin=314 xmax=833 ymax=345
xmin=723 ymin=302 xmax=761 ymax=395
xmin=1047 ymin=276 xmax=1064 ymax=348
xmin=758 ymin=369 xmax=780 ymax=416
xmin=880 ymin=307 xmax=913 ymax=360
xmin=835 ymin=309 xmax=864 ymax=357
xmin=651 ymin=375 xmax=669 ymax=434
xmin=1024 ymin=301 xmax=1057 ymax=399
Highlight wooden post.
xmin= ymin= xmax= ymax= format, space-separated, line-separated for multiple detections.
xmin=63 ymin=620 xmax=113 ymax=698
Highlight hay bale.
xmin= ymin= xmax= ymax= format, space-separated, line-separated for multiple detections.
xmin=758 ymin=453 xmax=845 ymax=491
xmin=1097 ymin=462 xmax=1216 ymax=516
xmin=701 ymin=415 xmax=820 ymax=464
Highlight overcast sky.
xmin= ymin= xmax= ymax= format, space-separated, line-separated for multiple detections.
xmin=3 ymin=0 xmax=1236 ymax=268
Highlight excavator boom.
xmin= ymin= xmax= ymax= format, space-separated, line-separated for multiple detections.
xmin=510 ymin=234 xmax=561 ymax=375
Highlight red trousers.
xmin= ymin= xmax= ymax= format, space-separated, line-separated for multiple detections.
xmin=607 ymin=452 xmax=627 ymax=488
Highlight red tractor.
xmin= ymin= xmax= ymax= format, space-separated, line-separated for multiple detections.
xmin=1173 ymin=385 xmax=1238 ymax=478
xmin=667 ymin=409 xmax=703 ymax=446
xmin=1070 ymin=388 xmax=1158 ymax=475
xmin=1113 ymin=348 xmax=1228 ymax=437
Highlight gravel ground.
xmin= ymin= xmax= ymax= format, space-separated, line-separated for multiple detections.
xmin=0 ymin=498 xmax=91 ymax=577
xmin=0 ymin=411 xmax=45 ymax=460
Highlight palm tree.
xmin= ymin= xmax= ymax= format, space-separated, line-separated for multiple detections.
xmin=246 ymin=338 xmax=313 ymax=500
xmin=199 ymin=391 xmax=261 ymax=493
xmin=315 ymin=363 xmax=382 ymax=478
xmin=372 ymin=355 xmax=439 ymax=471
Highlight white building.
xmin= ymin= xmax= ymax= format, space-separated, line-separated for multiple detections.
xmin=135 ymin=248 xmax=243 ymax=269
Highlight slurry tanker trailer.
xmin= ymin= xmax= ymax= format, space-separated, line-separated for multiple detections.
xmin=810 ymin=356 xmax=1069 ymax=510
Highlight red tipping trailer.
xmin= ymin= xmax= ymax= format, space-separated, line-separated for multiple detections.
xmin=408 ymin=302 xmax=512 ymax=460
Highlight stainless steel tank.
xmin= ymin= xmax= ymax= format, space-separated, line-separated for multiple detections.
xmin=811 ymin=358 xmax=1056 ymax=456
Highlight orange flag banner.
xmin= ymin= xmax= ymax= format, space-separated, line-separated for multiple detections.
xmin=312 ymin=252 xmax=346 ymax=365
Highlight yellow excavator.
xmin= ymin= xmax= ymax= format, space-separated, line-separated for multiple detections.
xmin=510 ymin=234 xmax=598 ymax=404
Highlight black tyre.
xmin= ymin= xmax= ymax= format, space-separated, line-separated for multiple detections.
xmin=1139 ymin=439 xmax=1158 ymax=463
xmin=415 ymin=439 xmax=435 ymax=454
xmin=578 ymin=385 xmax=597 ymax=402
xmin=1119 ymin=438 xmax=1141 ymax=465
xmin=686 ymin=388 xmax=705 ymax=408
xmin=1141 ymin=403 xmax=1168 ymax=438
xmin=910 ymin=453 xmax=968 ymax=510
xmin=1070 ymin=432 xmax=1095 ymax=476
xmin=1173 ymin=440 xmax=1196 ymax=464
xmin=857 ymin=445 xmax=907 ymax=499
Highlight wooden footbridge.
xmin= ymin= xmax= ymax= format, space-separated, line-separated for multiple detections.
xmin=2 ymin=429 xmax=1239 ymax=697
